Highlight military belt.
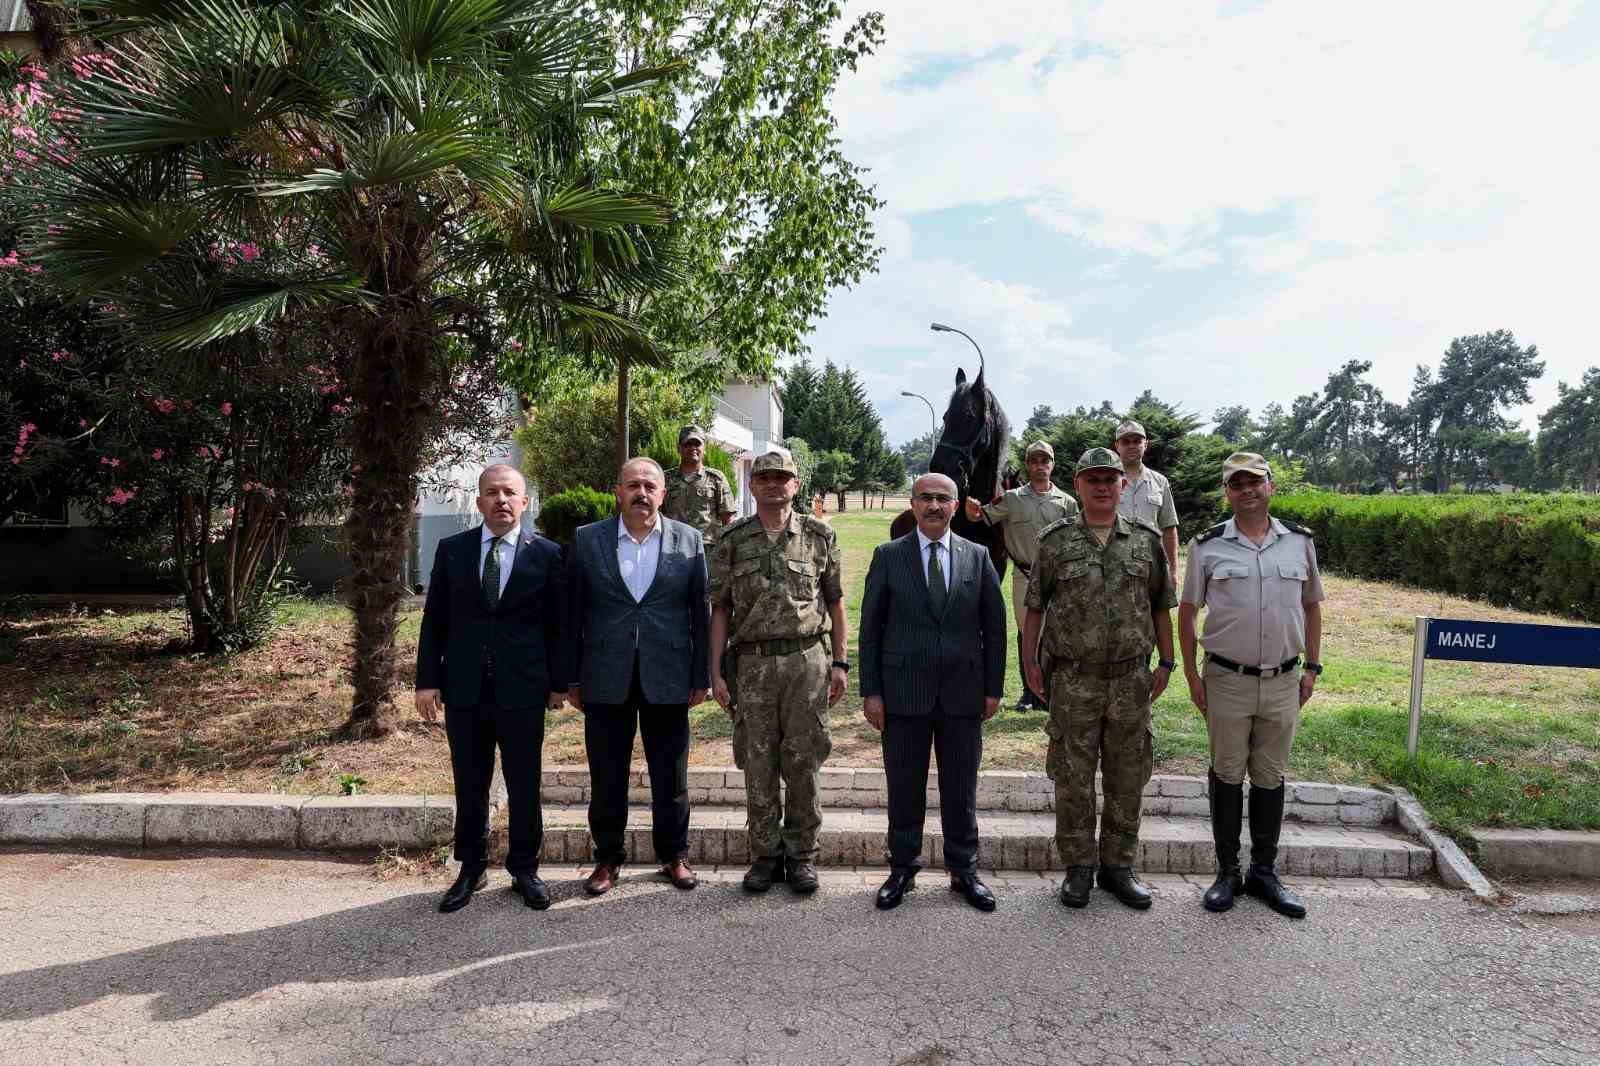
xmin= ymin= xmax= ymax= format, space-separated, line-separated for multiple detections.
xmin=1055 ymin=655 xmax=1145 ymax=679
xmin=737 ymin=632 xmax=825 ymax=657
xmin=1208 ymin=653 xmax=1300 ymax=678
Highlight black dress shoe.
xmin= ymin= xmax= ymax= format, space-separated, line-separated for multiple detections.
xmin=1244 ymin=865 xmax=1307 ymax=919
xmin=949 ymin=872 xmax=997 ymax=913
xmin=511 ymin=871 xmax=551 ymax=910
xmin=875 ymin=870 xmax=916 ymax=910
xmin=1203 ymin=867 xmax=1243 ymax=913
xmin=1096 ymin=866 xmax=1153 ymax=910
xmin=439 ymin=863 xmax=488 ymax=913
xmin=1058 ymin=865 xmax=1094 ymax=908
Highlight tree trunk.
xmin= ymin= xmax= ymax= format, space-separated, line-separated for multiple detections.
xmin=615 ymin=351 xmax=631 ymax=473
xmin=341 ymin=322 xmax=431 ymax=740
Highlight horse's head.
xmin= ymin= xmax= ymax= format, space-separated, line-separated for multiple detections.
xmin=931 ymin=366 xmax=992 ymax=499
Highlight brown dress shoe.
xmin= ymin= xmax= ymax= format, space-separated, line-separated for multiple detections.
xmin=584 ymin=862 xmax=621 ymax=896
xmin=662 ymin=857 xmax=697 ymax=890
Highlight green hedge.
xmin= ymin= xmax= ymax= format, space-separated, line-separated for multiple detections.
xmin=536 ymin=486 xmax=616 ymax=545
xmin=1271 ymin=492 xmax=1600 ymax=621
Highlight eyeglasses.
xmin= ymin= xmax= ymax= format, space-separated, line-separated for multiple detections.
xmin=914 ymin=493 xmax=955 ymax=504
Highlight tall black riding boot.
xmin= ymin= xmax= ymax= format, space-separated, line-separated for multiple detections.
xmin=1244 ymin=782 xmax=1307 ymax=919
xmin=1202 ymin=769 xmax=1244 ymax=913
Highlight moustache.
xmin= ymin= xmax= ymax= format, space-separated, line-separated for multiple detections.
xmin=631 ymin=495 xmax=650 ymax=506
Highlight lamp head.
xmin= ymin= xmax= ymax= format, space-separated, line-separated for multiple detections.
xmin=930 ymin=322 xmax=952 ymax=332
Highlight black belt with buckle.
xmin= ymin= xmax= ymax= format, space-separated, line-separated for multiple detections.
xmin=1208 ymin=653 xmax=1299 ymax=678
xmin=740 ymin=632 xmax=826 ymax=657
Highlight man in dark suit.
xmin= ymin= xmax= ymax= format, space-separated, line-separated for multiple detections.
xmin=859 ymin=472 xmax=1007 ymax=912
xmin=416 ymin=464 xmax=566 ymax=913
xmin=567 ymin=457 xmax=710 ymax=895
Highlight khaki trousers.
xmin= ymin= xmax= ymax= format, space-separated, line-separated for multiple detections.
xmin=1203 ymin=661 xmax=1301 ymax=788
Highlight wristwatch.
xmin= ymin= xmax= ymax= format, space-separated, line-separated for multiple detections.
xmin=1303 ymin=661 xmax=1324 ymax=676
xmin=1157 ymin=659 xmax=1176 ymax=671
xmin=832 ymin=660 xmax=850 ymax=672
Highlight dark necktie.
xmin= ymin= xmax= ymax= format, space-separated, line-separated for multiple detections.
xmin=927 ymin=541 xmax=947 ymax=615
xmin=483 ymin=535 xmax=502 ymax=610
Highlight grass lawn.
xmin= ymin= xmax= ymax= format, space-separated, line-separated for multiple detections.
xmin=4 ymin=505 xmax=1598 ymax=846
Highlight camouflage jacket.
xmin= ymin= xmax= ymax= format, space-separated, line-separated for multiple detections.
xmin=709 ymin=510 xmax=842 ymax=646
xmin=1025 ymin=513 xmax=1176 ymax=665
xmin=662 ymin=466 xmax=734 ymax=539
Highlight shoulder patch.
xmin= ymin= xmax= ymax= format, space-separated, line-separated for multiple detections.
xmin=1039 ymin=516 xmax=1075 ymax=540
xmin=1196 ymin=522 xmax=1228 ymax=544
xmin=1278 ymin=519 xmax=1314 ymax=537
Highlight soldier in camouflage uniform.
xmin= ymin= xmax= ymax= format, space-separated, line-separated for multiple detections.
xmin=1022 ymin=447 xmax=1177 ymax=911
xmin=662 ymin=424 xmax=736 ymax=543
xmin=708 ymin=451 xmax=848 ymax=895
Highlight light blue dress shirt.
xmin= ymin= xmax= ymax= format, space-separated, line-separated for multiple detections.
xmin=617 ymin=519 xmax=664 ymax=603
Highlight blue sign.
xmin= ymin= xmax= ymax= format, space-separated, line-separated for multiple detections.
xmin=1424 ymin=617 xmax=1600 ymax=669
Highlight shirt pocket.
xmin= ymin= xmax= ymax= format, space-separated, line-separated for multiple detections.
xmin=785 ymin=558 xmax=816 ymax=599
xmin=1207 ymin=563 xmax=1253 ymax=608
xmin=1275 ymin=562 xmax=1308 ymax=607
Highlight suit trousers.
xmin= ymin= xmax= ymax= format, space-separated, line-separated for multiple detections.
xmin=882 ymin=705 xmax=982 ymax=875
xmin=584 ymin=655 xmax=691 ymax=865
xmin=444 ymin=674 xmax=545 ymax=874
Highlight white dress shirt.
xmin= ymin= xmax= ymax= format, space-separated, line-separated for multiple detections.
xmin=617 ymin=518 xmax=664 ymax=602
xmin=915 ymin=528 xmax=954 ymax=591
xmin=479 ymin=524 xmax=518 ymax=598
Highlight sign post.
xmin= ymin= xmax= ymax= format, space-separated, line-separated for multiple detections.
xmin=1407 ymin=616 xmax=1600 ymax=757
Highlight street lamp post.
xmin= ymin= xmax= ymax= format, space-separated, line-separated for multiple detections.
xmin=900 ymin=389 xmax=937 ymax=473
xmin=930 ymin=321 xmax=985 ymax=374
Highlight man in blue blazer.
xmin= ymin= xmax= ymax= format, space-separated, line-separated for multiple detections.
xmin=567 ymin=457 xmax=710 ymax=895
xmin=859 ymin=472 xmax=1007 ymax=912
xmin=416 ymin=464 xmax=567 ymax=913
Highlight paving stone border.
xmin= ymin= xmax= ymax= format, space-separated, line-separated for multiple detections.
xmin=1389 ymin=786 xmax=1499 ymax=903
xmin=542 ymin=767 xmax=1399 ymax=826
xmin=1471 ymin=828 xmax=1600 ymax=881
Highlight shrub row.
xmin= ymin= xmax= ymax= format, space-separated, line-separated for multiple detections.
xmin=535 ymin=486 xmax=616 ymax=545
xmin=1270 ymin=492 xmax=1600 ymax=621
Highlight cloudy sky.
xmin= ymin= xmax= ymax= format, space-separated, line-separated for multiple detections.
xmin=804 ymin=0 xmax=1600 ymax=447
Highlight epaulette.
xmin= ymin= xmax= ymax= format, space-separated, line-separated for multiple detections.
xmin=1039 ymin=516 xmax=1075 ymax=539
xmin=1196 ymin=522 xmax=1228 ymax=544
xmin=724 ymin=514 xmax=761 ymax=537
xmin=802 ymin=515 xmax=834 ymax=538
xmin=1278 ymin=519 xmax=1314 ymax=537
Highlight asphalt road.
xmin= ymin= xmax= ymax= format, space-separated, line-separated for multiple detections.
xmin=2 ymin=851 xmax=1597 ymax=1066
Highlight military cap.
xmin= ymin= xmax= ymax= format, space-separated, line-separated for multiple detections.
xmin=1025 ymin=440 xmax=1054 ymax=459
xmin=1074 ymin=447 xmax=1123 ymax=475
xmin=751 ymin=451 xmax=798 ymax=477
xmin=678 ymin=424 xmax=707 ymax=445
xmin=1221 ymin=451 xmax=1272 ymax=484
xmin=1113 ymin=420 xmax=1146 ymax=441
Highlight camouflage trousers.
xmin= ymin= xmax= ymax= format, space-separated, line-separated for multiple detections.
xmin=1045 ymin=664 xmax=1155 ymax=867
xmin=733 ymin=641 xmax=833 ymax=861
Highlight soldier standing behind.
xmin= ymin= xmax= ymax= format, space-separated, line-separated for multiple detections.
xmin=663 ymin=424 xmax=736 ymax=541
xmin=964 ymin=440 xmax=1078 ymax=710
xmin=1179 ymin=452 xmax=1323 ymax=919
xmin=1022 ymin=448 xmax=1176 ymax=911
xmin=709 ymin=451 xmax=848 ymax=895
xmin=1113 ymin=421 xmax=1180 ymax=588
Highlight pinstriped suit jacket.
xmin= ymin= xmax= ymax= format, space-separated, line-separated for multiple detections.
xmin=858 ymin=530 xmax=1006 ymax=717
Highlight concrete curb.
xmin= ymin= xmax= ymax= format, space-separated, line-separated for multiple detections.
xmin=1472 ymin=828 xmax=1600 ymax=880
xmin=544 ymin=767 xmax=1399 ymax=826
xmin=1389 ymin=787 xmax=1501 ymax=904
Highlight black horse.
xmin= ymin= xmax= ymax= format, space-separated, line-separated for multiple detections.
xmin=891 ymin=364 xmax=1013 ymax=581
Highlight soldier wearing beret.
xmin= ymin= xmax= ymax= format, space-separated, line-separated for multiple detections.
xmin=1022 ymin=448 xmax=1176 ymax=911
xmin=965 ymin=440 xmax=1078 ymax=709
xmin=663 ymin=424 xmax=736 ymax=542
xmin=708 ymin=451 xmax=848 ymax=894
xmin=1179 ymin=452 xmax=1324 ymax=919
xmin=1113 ymin=420 xmax=1180 ymax=589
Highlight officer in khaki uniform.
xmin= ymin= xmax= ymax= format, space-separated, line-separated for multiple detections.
xmin=1179 ymin=452 xmax=1323 ymax=919
xmin=1113 ymin=420 xmax=1180 ymax=587
xmin=662 ymin=424 xmax=736 ymax=541
xmin=964 ymin=440 xmax=1077 ymax=709
xmin=1022 ymin=448 xmax=1176 ymax=911
xmin=708 ymin=451 xmax=848 ymax=894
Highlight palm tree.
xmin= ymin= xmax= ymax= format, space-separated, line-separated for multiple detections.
xmin=26 ymin=0 xmax=680 ymax=737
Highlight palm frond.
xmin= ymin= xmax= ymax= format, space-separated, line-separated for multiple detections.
xmin=139 ymin=276 xmax=369 ymax=350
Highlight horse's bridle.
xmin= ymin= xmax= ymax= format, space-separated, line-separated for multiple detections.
xmin=932 ymin=417 xmax=992 ymax=494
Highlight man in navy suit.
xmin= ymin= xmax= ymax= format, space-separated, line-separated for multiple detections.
xmin=416 ymin=464 xmax=567 ymax=914
xmin=567 ymin=457 xmax=710 ymax=895
xmin=859 ymin=472 xmax=1007 ymax=912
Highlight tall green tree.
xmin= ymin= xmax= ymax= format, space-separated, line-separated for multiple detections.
xmin=19 ymin=0 xmax=682 ymax=737
xmin=1424 ymin=331 xmax=1544 ymax=492
xmin=782 ymin=359 xmax=890 ymax=508
xmin=1313 ymin=359 xmax=1383 ymax=491
xmin=1538 ymin=367 xmax=1600 ymax=491
xmin=1210 ymin=404 xmax=1254 ymax=443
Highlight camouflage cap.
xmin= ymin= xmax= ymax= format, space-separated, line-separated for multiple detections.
xmin=1221 ymin=451 xmax=1272 ymax=484
xmin=751 ymin=451 xmax=798 ymax=478
xmin=678 ymin=424 xmax=707 ymax=445
xmin=1074 ymin=447 xmax=1123 ymax=475
xmin=1114 ymin=420 xmax=1147 ymax=441
xmin=1025 ymin=440 xmax=1054 ymax=459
